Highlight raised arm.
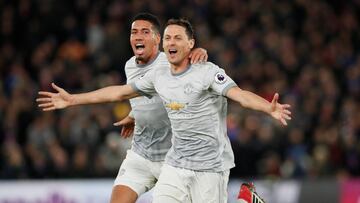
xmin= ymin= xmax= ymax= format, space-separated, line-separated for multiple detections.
xmin=36 ymin=83 xmax=139 ymax=111
xmin=226 ymin=87 xmax=291 ymax=126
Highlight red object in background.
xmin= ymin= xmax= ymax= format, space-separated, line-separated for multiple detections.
xmin=340 ymin=179 xmax=360 ymax=203
xmin=237 ymin=182 xmax=265 ymax=203
xmin=238 ymin=183 xmax=252 ymax=202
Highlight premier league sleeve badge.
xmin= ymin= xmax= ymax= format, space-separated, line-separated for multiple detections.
xmin=215 ymin=72 xmax=227 ymax=84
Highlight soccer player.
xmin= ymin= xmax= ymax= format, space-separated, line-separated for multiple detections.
xmin=133 ymin=18 xmax=290 ymax=203
xmin=108 ymin=13 xmax=207 ymax=203
xmin=36 ymin=18 xmax=291 ymax=202
xmin=38 ymin=13 xmax=208 ymax=203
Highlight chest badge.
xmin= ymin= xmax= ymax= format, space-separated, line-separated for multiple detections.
xmin=184 ymin=83 xmax=194 ymax=94
xmin=165 ymin=102 xmax=185 ymax=110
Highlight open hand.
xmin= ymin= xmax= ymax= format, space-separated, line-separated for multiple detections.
xmin=36 ymin=83 xmax=73 ymax=111
xmin=189 ymin=48 xmax=208 ymax=64
xmin=114 ymin=116 xmax=135 ymax=138
xmin=269 ymin=93 xmax=292 ymax=126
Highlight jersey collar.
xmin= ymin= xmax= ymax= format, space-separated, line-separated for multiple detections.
xmin=136 ymin=51 xmax=161 ymax=68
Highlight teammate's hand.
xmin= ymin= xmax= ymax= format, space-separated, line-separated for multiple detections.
xmin=269 ymin=93 xmax=291 ymax=126
xmin=114 ymin=116 xmax=135 ymax=138
xmin=189 ymin=48 xmax=208 ymax=64
xmin=36 ymin=83 xmax=73 ymax=111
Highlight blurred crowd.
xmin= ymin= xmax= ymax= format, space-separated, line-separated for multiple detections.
xmin=0 ymin=0 xmax=359 ymax=180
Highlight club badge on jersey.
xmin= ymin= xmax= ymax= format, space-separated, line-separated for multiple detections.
xmin=184 ymin=83 xmax=194 ymax=95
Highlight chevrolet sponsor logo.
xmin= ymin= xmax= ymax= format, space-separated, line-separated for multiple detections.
xmin=165 ymin=102 xmax=185 ymax=110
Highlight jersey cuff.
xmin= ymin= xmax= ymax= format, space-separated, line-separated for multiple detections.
xmin=222 ymin=82 xmax=238 ymax=96
xmin=129 ymin=83 xmax=153 ymax=99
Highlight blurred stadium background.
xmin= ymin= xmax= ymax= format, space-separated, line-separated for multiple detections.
xmin=0 ymin=0 xmax=359 ymax=202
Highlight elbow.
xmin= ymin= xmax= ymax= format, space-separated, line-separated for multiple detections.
xmin=238 ymin=99 xmax=250 ymax=108
xmin=115 ymin=92 xmax=134 ymax=101
xmin=114 ymin=94 xmax=125 ymax=102
xmin=237 ymin=95 xmax=251 ymax=109
xmin=112 ymin=85 xmax=137 ymax=101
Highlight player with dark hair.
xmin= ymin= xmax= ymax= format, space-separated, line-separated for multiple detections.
xmin=37 ymin=13 xmax=207 ymax=203
xmin=111 ymin=13 xmax=208 ymax=203
xmin=36 ymin=18 xmax=290 ymax=202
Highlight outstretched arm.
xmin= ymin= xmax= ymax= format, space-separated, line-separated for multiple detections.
xmin=226 ymin=87 xmax=291 ymax=126
xmin=36 ymin=83 xmax=139 ymax=111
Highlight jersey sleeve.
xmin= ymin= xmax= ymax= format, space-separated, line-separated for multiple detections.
xmin=128 ymin=110 xmax=134 ymax=118
xmin=208 ymin=64 xmax=237 ymax=96
xmin=129 ymin=68 xmax=157 ymax=98
xmin=124 ymin=57 xmax=135 ymax=83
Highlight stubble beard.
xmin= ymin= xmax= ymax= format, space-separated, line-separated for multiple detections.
xmin=135 ymin=56 xmax=146 ymax=64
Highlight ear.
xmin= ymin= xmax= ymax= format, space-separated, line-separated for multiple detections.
xmin=155 ymin=33 xmax=161 ymax=44
xmin=189 ymin=39 xmax=195 ymax=49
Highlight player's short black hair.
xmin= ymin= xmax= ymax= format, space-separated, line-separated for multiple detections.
xmin=165 ymin=18 xmax=194 ymax=40
xmin=132 ymin=13 xmax=161 ymax=34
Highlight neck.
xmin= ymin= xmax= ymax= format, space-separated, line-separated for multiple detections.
xmin=171 ymin=56 xmax=190 ymax=74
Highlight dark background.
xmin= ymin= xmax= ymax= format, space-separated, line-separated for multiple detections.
xmin=0 ymin=0 xmax=359 ymax=181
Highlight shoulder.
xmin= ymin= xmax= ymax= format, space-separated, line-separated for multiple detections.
xmin=156 ymin=52 xmax=170 ymax=66
xmin=143 ymin=62 xmax=168 ymax=79
xmin=151 ymin=52 xmax=169 ymax=72
xmin=158 ymin=52 xmax=167 ymax=60
xmin=125 ymin=56 xmax=137 ymax=69
xmin=191 ymin=61 xmax=221 ymax=74
xmin=192 ymin=62 xmax=231 ymax=86
xmin=143 ymin=52 xmax=169 ymax=72
xmin=192 ymin=61 xmax=218 ymax=69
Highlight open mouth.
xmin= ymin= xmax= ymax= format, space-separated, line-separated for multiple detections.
xmin=135 ymin=43 xmax=145 ymax=55
xmin=169 ymin=48 xmax=177 ymax=55
xmin=135 ymin=43 xmax=145 ymax=49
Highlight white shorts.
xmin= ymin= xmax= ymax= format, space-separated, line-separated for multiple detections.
xmin=114 ymin=150 xmax=163 ymax=196
xmin=153 ymin=164 xmax=230 ymax=203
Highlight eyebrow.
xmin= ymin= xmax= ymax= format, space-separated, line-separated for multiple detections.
xmin=131 ymin=28 xmax=151 ymax=31
xmin=164 ymin=34 xmax=182 ymax=37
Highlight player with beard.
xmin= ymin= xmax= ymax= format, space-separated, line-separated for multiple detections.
xmin=36 ymin=18 xmax=290 ymax=203
xmin=38 ymin=13 xmax=207 ymax=203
